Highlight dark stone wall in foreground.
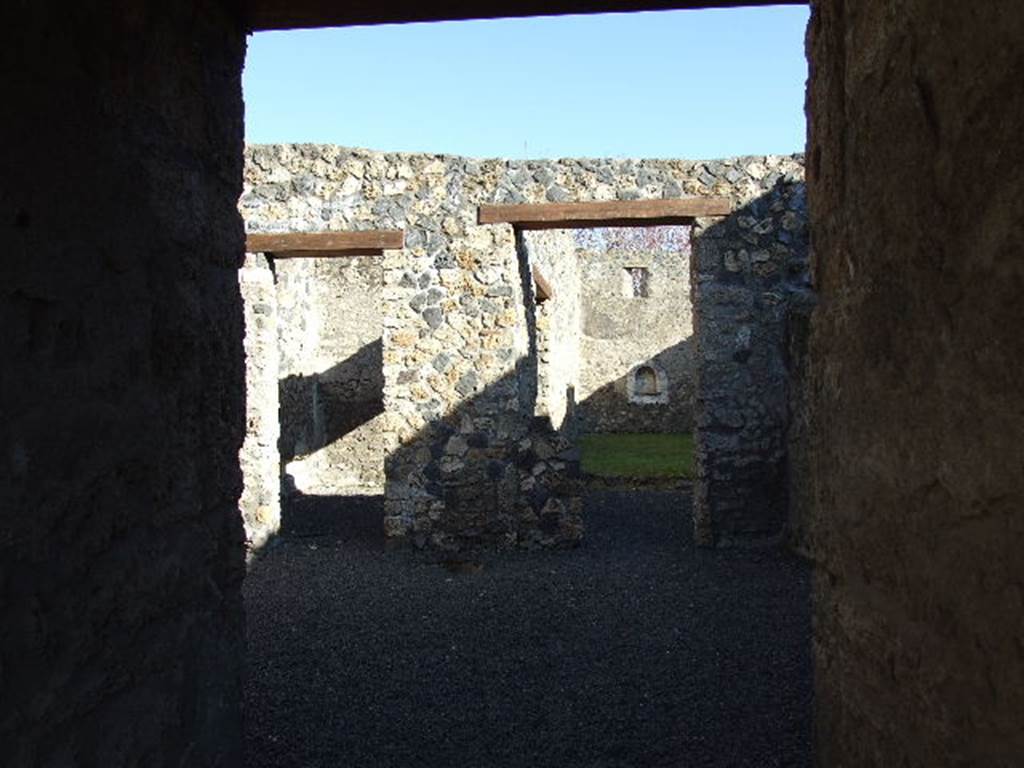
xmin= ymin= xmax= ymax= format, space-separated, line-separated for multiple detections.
xmin=0 ymin=3 xmax=247 ymax=765
xmin=805 ymin=1 xmax=1024 ymax=764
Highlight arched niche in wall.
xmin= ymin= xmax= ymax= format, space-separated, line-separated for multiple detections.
xmin=627 ymin=363 xmax=669 ymax=404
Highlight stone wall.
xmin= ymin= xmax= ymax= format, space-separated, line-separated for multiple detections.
xmin=239 ymin=254 xmax=282 ymax=553
xmin=691 ymin=160 xmax=808 ymax=545
xmin=241 ymin=146 xmax=807 ymax=547
xmin=275 ymin=255 xmax=384 ymax=495
xmin=0 ymin=2 xmax=246 ymax=765
xmin=576 ymin=225 xmax=694 ymax=434
xmin=805 ymin=1 xmax=1024 ymax=764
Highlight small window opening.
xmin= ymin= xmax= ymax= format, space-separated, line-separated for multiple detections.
xmin=624 ymin=266 xmax=651 ymax=298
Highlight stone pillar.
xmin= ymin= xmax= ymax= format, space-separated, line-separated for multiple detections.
xmin=515 ymin=230 xmax=585 ymax=547
xmin=239 ymin=252 xmax=281 ymax=555
xmin=690 ymin=174 xmax=808 ymax=546
xmin=519 ymin=229 xmax=582 ymax=432
xmin=380 ymin=216 xmax=533 ymax=549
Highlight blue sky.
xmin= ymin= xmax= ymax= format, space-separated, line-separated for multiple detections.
xmin=244 ymin=7 xmax=809 ymax=159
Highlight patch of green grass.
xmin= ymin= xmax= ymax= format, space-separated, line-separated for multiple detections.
xmin=579 ymin=432 xmax=695 ymax=479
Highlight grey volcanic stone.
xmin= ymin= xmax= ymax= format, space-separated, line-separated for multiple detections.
xmin=422 ymin=307 xmax=443 ymax=329
xmin=456 ymin=371 xmax=479 ymax=396
xmin=546 ymin=185 xmax=570 ymax=202
xmin=409 ymin=292 xmax=428 ymax=312
xmin=533 ymin=167 xmax=555 ymax=185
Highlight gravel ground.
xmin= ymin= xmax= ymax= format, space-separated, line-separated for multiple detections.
xmin=244 ymin=491 xmax=812 ymax=768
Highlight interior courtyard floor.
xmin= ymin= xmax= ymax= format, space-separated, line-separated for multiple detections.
xmin=244 ymin=490 xmax=812 ymax=767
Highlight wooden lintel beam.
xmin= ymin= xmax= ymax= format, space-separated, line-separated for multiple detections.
xmin=532 ymin=264 xmax=554 ymax=301
xmin=246 ymin=230 xmax=404 ymax=255
xmin=268 ymin=249 xmax=384 ymax=259
xmin=478 ymin=198 xmax=731 ymax=228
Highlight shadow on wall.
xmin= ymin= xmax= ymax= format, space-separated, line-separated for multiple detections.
xmin=381 ymin=350 xmax=584 ymax=550
xmin=276 ymin=340 xmax=705 ymax=550
xmin=574 ymin=336 xmax=695 ymax=435
xmin=268 ymin=347 xmax=583 ymax=550
xmin=690 ymin=178 xmax=809 ymax=545
xmin=272 ymin=222 xmax=579 ymax=550
xmin=278 ymin=337 xmax=384 ymax=463
xmin=376 ymin=225 xmax=582 ymax=550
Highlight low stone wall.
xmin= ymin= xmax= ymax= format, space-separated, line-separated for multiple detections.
xmin=241 ymin=145 xmax=808 ymax=548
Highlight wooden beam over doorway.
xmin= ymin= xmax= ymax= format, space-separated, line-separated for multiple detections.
xmin=478 ymin=198 xmax=732 ymax=229
xmin=246 ymin=230 xmax=405 ymax=257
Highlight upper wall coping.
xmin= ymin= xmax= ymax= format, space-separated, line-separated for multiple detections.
xmin=245 ymin=142 xmax=805 ymax=168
